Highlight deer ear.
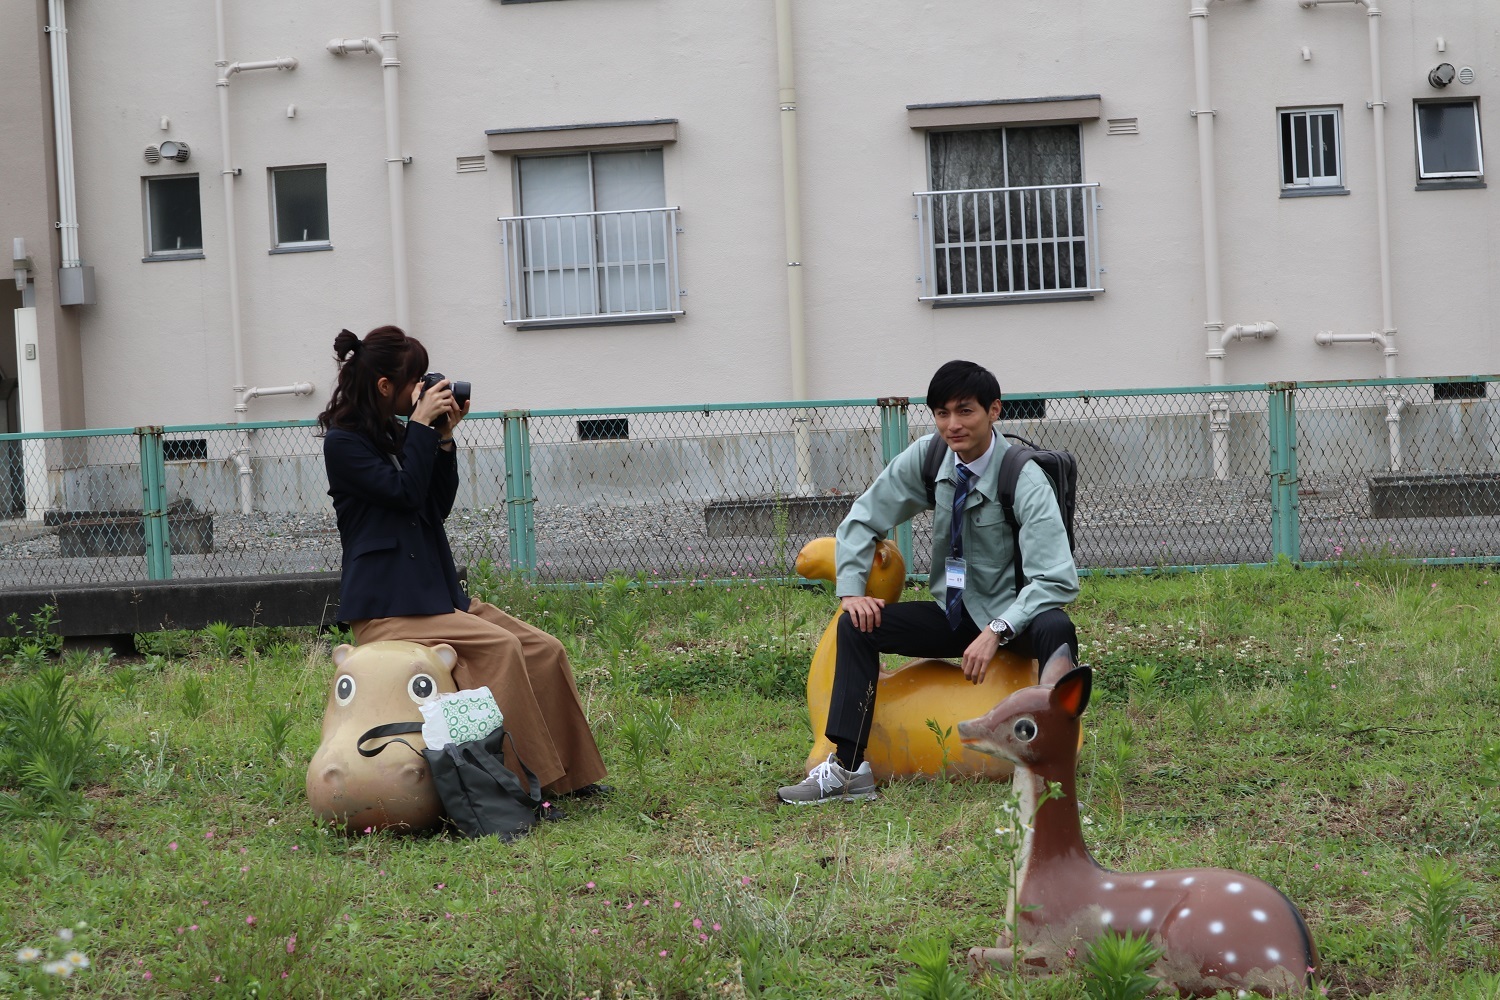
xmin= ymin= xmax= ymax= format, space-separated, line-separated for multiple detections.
xmin=1038 ymin=645 xmax=1076 ymax=687
xmin=1049 ymin=666 xmax=1093 ymax=719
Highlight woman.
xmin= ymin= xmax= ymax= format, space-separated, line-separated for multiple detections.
xmin=319 ymin=325 xmax=606 ymax=796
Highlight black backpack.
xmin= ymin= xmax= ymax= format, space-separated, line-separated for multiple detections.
xmin=921 ymin=432 xmax=1078 ymax=587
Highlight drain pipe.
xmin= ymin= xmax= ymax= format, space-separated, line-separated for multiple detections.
xmin=45 ymin=0 xmax=81 ymax=274
xmin=1302 ymin=0 xmax=1401 ymax=470
xmin=774 ymin=0 xmax=812 ymax=494
xmin=328 ymin=0 xmax=410 ymax=330
xmin=1191 ymin=0 xmax=1276 ymax=480
xmin=215 ymin=0 xmax=297 ymax=514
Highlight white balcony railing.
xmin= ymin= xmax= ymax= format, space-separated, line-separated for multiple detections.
xmin=915 ymin=183 xmax=1103 ymax=303
xmin=499 ymin=207 xmax=683 ymax=325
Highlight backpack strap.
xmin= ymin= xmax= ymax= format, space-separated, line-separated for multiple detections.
xmin=996 ymin=440 xmax=1039 ymax=590
xmin=356 ymin=721 xmax=425 ymax=758
xmin=921 ymin=433 xmax=949 ymax=506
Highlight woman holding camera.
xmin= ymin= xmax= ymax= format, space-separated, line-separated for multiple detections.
xmin=319 ymin=325 xmax=606 ymax=796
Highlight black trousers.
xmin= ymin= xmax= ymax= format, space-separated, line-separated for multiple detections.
xmin=825 ymin=602 xmax=1078 ymax=753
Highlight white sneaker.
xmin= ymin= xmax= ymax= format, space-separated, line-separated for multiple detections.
xmin=776 ymin=754 xmax=878 ymax=805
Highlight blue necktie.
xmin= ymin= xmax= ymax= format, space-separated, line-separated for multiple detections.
xmin=946 ymin=463 xmax=972 ymax=629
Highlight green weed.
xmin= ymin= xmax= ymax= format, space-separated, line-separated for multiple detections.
xmin=1080 ymin=929 xmax=1161 ymax=1000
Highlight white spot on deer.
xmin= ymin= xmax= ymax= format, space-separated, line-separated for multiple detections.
xmin=1138 ymin=908 xmax=1153 ymax=923
xmin=1142 ymin=879 xmax=1156 ymax=888
xmin=1181 ymin=876 xmax=1195 ymax=885
xmin=1209 ymin=920 xmax=1225 ymax=934
xmin=1226 ymin=882 xmax=1244 ymax=894
xmin=1178 ymin=908 xmax=1191 ymax=918
xmin=1266 ymin=947 xmax=1281 ymax=962
xmin=1102 ymin=881 xmax=1114 ymax=890
xmin=1225 ymin=951 xmax=1237 ymax=964
xmin=1251 ymin=909 xmax=1268 ymax=922
xmin=1100 ymin=911 xmax=1114 ymax=925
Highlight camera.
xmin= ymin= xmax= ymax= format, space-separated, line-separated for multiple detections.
xmin=418 ymin=372 xmax=471 ymax=429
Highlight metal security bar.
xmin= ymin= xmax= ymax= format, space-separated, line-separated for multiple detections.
xmin=498 ymin=207 xmax=683 ymax=325
xmin=5 ymin=376 xmax=1500 ymax=590
xmin=915 ymin=183 xmax=1102 ymax=302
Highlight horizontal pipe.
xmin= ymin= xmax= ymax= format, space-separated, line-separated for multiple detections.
xmin=1315 ymin=330 xmax=1387 ymax=347
xmin=225 ymin=57 xmax=297 ymax=77
xmin=1221 ymin=321 xmax=1279 ymax=347
xmin=327 ymin=37 xmax=381 ymax=56
xmin=243 ymin=382 xmax=315 ymax=401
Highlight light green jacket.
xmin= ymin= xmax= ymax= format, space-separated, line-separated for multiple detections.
xmin=834 ymin=432 xmax=1079 ymax=632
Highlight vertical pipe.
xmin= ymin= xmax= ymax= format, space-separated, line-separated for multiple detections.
xmin=774 ymin=0 xmax=813 ymax=495
xmin=379 ymin=0 xmax=411 ymax=330
xmin=213 ymin=0 xmax=255 ymax=516
xmin=1191 ymin=0 xmax=1232 ymax=480
xmin=1367 ymin=4 xmax=1403 ymax=471
xmin=46 ymin=0 xmax=80 ymax=268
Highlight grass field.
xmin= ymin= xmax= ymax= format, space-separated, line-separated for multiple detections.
xmin=2 ymin=559 xmax=1498 ymax=998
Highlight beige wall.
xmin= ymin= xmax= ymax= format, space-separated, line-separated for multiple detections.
xmin=29 ymin=0 xmax=1499 ymax=430
xmin=1 ymin=0 xmax=85 ymax=430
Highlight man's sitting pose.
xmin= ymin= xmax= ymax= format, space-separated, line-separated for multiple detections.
xmin=777 ymin=360 xmax=1080 ymax=805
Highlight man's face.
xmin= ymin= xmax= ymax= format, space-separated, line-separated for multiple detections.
xmin=932 ymin=396 xmax=1002 ymax=462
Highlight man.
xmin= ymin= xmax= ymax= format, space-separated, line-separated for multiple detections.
xmin=777 ymin=360 xmax=1079 ymax=805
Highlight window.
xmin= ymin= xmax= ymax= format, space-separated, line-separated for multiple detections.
xmin=1279 ymin=107 xmax=1343 ymax=190
xmin=577 ymin=418 xmax=629 ymax=441
xmin=143 ymin=175 xmax=203 ymax=258
xmin=1434 ymin=381 xmax=1486 ymax=401
xmin=918 ymin=125 xmax=1101 ymax=301
xmin=1415 ymin=100 xmax=1484 ymax=181
xmin=501 ymin=148 xmax=681 ymax=325
xmin=270 ymin=165 xmax=330 ymax=250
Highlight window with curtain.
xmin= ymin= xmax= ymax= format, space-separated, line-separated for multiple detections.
xmin=515 ymin=149 xmax=671 ymax=320
xmin=927 ymin=125 xmax=1087 ymax=296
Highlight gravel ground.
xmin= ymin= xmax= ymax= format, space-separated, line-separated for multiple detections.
xmin=3 ymin=474 xmax=1498 ymax=588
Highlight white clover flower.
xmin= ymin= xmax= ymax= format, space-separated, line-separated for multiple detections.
xmin=65 ymin=951 xmax=89 ymax=969
xmin=43 ymin=960 xmax=73 ymax=977
xmin=57 ymin=928 xmax=74 ymax=942
xmin=16 ymin=947 xmax=42 ymax=963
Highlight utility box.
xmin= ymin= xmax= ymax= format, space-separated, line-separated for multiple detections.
xmin=58 ymin=265 xmax=95 ymax=306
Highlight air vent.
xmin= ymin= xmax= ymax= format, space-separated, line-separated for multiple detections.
xmin=577 ymin=418 xmax=628 ymax=441
xmin=164 ymin=438 xmax=209 ymax=461
xmin=1106 ymin=118 xmax=1140 ymax=135
xmin=144 ymin=145 xmax=161 ymax=164
xmin=999 ymin=398 xmax=1046 ymax=421
xmin=456 ymin=155 xmax=487 ymax=173
xmin=1434 ymin=381 xmax=1486 ymax=401
xmin=1458 ymin=66 xmax=1476 ymax=85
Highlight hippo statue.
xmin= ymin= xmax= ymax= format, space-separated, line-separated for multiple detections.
xmin=306 ymin=640 xmax=459 ymax=833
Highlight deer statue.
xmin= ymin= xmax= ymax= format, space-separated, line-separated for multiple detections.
xmin=957 ymin=649 xmax=1319 ymax=997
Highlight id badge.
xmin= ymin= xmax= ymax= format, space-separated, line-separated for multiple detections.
xmin=945 ymin=557 xmax=967 ymax=592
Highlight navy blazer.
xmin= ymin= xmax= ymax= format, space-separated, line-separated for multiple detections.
xmin=324 ymin=420 xmax=468 ymax=623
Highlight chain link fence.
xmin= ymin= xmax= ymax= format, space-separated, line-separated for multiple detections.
xmin=2 ymin=376 xmax=1497 ymax=590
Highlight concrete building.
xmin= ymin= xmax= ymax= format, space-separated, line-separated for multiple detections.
xmin=3 ymin=0 xmax=1495 ymax=437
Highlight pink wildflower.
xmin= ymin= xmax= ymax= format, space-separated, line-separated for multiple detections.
xmin=286 ymin=934 xmax=297 ymax=954
xmin=246 ymin=916 xmax=257 ymax=926
xmin=586 ymin=882 xmax=595 ymax=889
xmin=693 ymin=919 xmax=703 ymax=929
xmin=168 ymin=842 xmax=178 ymax=852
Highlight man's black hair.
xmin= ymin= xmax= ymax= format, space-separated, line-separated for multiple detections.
xmin=926 ymin=360 xmax=1001 ymax=411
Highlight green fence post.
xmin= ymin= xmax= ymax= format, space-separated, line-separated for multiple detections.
xmin=136 ymin=425 xmax=172 ymax=580
xmin=878 ymin=396 xmax=913 ymax=569
xmin=1267 ymin=384 xmax=1301 ymax=563
xmin=502 ymin=410 xmax=537 ymax=578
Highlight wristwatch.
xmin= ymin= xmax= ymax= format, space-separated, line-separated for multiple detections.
xmin=988 ymin=619 xmax=1015 ymax=644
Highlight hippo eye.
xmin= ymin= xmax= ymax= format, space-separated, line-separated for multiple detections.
xmin=408 ymin=674 xmax=437 ymax=704
xmin=1013 ymin=717 xmax=1038 ymax=743
xmin=335 ymin=675 xmax=356 ymax=706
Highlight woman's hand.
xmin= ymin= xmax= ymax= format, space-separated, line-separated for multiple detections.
xmin=439 ymin=399 xmax=471 ymax=442
xmin=409 ymin=379 xmax=455 ymax=428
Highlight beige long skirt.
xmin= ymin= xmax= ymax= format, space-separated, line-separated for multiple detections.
xmin=351 ymin=599 xmax=607 ymax=795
